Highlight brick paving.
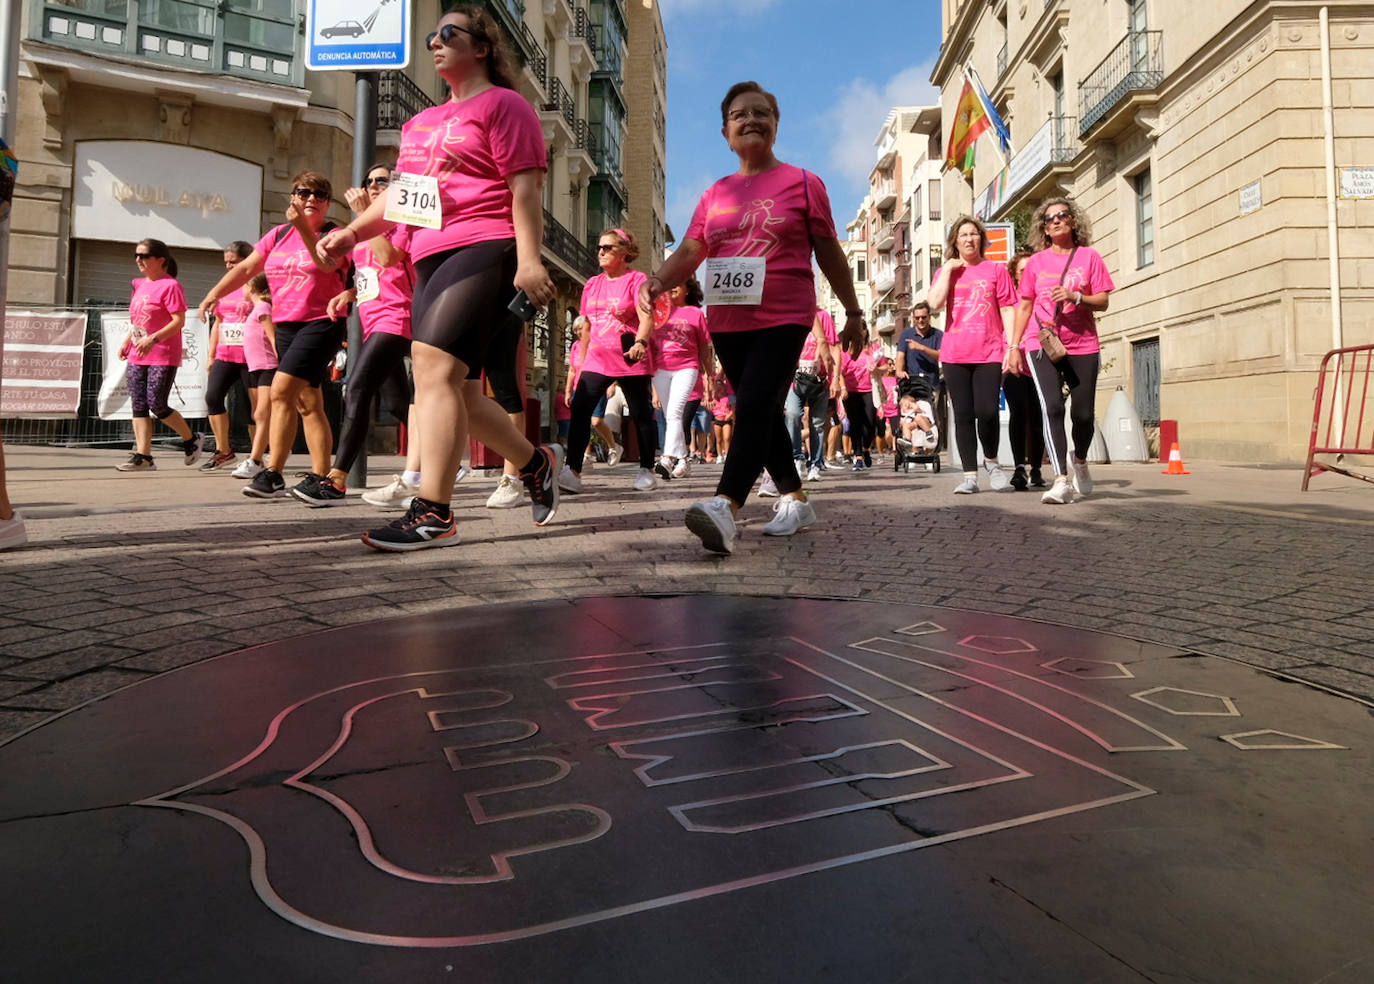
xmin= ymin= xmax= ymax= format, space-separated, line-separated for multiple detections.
xmin=2 ymin=445 xmax=1372 ymax=740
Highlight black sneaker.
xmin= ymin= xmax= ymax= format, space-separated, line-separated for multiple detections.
xmin=1029 ymin=467 xmax=1046 ymax=488
xmin=1011 ymin=466 xmax=1028 ymax=491
xmin=361 ymin=497 xmax=458 ymax=552
xmin=182 ymin=433 xmax=204 ymax=466
xmin=653 ymin=459 xmax=674 ymax=481
xmin=293 ymin=475 xmax=347 ymax=507
xmin=520 ymin=443 xmax=563 ymax=527
xmin=243 ymin=467 xmax=286 ymax=498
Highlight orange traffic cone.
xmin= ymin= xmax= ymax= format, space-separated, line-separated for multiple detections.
xmin=1161 ymin=442 xmax=1190 ymax=475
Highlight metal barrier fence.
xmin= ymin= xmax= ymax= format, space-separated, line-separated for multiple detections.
xmin=1304 ymin=343 xmax=1374 ymax=490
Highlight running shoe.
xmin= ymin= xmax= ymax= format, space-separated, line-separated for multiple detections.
xmin=182 ymin=433 xmax=204 ymax=466
xmin=1042 ymin=476 xmax=1075 ymax=504
xmin=521 ymin=444 xmax=563 ymax=526
xmin=231 ymin=458 xmax=265 ymax=479
xmin=558 ymin=464 xmax=583 ymax=493
xmin=806 ymin=464 xmax=822 ymax=483
xmin=685 ymin=497 xmax=736 ymax=555
xmin=896 ymin=438 xmax=914 ymax=452
xmin=851 ymin=459 xmax=864 ymax=473
xmin=654 ymin=456 xmax=675 ymax=481
xmin=761 ymin=496 xmax=817 ymax=537
xmin=0 ymin=512 xmax=26 ymax=551
xmin=1011 ymin=466 xmax=1029 ymax=491
xmin=290 ymin=472 xmax=324 ymax=501
xmin=1029 ymin=467 xmax=1046 ymax=488
xmin=633 ymin=467 xmax=659 ymax=491
xmin=1071 ymin=459 xmax=1094 ymax=496
xmin=985 ymin=460 xmax=1011 ymax=492
xmin=953 ymin=474 xmax=978 ymax=494
xmin=243 ymin=467 xmax=286 ymax=498
xmin=605 ymin=444 xmax=624 ymax=467
xmin=199 ymin=450 xmax=236 ymax=472
xmin=362 ymin=474 xmax=419 ymax=508
xmin=672 ymin=457 xmax=692 ymax=479
xmin=115 ymin=453 xmax=156 ymax=472
xmin=293 ymin=475 xmax=347 ymax=507
xmin=758 ymin=473 xmax=780 ymax=497
xmin=362 ymin=498 xmax=459 ymax=552
xmin=485 ymin=475 xmax=524 ymax=509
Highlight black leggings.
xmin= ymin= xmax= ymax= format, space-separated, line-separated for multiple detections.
xmin=205 ymin=359 xmax=252 ymax=415
xmin=842 ymin=392 xmax=877 ymax=463
xmin=1002 ymin=371 xmax=1045 ymax=470
xmin=682 ymin=398 xmax=701 ymax=447
xmin=943 ymin=361 xmax=1003 ymax=469
xmin=411 ymin=239 xmax=517 ymax=374
xmin=711 ymin=324 xmax=809 ymax=504
xmin=1027 ymin=350 xmax=1100 ymax=475
xmin=333 ymin=331 xmax=412 ymax=474
xmin=567 ymin=371 xmax=656 ymax=472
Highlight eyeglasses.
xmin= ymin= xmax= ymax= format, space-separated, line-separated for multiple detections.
xmin=426 ymin=24 xmax=482 ymax=48
xmin=365 ymin=176 xmax=390 ymax=188
xmin=134 ymin=253 xmax=152 ymax=260
xmin=1042 ymin=210 xmax=1072 ymax=225
xmin=293 ymin=188 xmax=330 ymax=202
xmin=597 ymin=244 xmax=620 ymax=253
xmin=727 ymin=108 xmax=774 ymax=123
xmin=913 ymin=314 xmax=930 ymax=321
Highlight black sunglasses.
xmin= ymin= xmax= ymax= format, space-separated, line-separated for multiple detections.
xmin=134 ymin=252 xmax=152 ymax=260
xmin=365 ymin=176 xmax=390 ymax=187
xmin=597 ymin=244 xmax=620 ymax=253
xmin=426 ymin=24 xmax=483 ymax=48
xmin=1043 ymin=210 xmax=1072 ymax=225
xmin=293 ymin=188 xmax=330 ymax=202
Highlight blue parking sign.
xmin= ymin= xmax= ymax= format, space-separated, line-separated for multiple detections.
xmin=305 ymin=0 xmax=410 ymax=71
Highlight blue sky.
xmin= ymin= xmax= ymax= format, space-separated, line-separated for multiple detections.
xmin=659 ymin=0 xmax=944 ymax=243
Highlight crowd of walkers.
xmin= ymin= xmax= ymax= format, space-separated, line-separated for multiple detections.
xmin=99 ymin=5 xmax=1113 ymax=558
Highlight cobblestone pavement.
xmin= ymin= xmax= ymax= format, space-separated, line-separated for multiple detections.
xmin=2 ymin=445 xmax=1372 ymax=741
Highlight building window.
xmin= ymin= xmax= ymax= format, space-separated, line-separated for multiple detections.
xmin=1135 ymin=167 xmax=1154 ymax=268
xmin=855 ymin=258 xmax=866 ymax=282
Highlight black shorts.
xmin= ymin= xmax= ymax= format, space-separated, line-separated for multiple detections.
xmin=411 ymin=239 xmax=519 ymax=378
xmin=275 ymin=318 xmax=344 ymax=388
xmin=485 ymin=319 xmax=526 ymax=413
xmin=252 ymin=368 xmax=276 ymax=388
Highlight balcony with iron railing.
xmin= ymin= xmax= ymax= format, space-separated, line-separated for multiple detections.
xmin=518 ymin=21 xmax=548 ymax=92
xmin=544 ymin=208 xmax=598 ymax=278
xmin=1051 ymin=115 xmax=1078 ymax=162
xmin=997 ymin=39 xmax=1008 ymax=79
xmin=1079 ymin=31 xmax=1164 ymax=136
xmin=378 ymin=71 xmax=436 ymax=131
xmin=542 ymin=76 xmax=576 ymax=132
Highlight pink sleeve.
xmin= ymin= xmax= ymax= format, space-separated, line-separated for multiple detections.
xmin=694 ymin=310 xmax=711 ymax=353
xmin=804 ymin=170 xmax=837 ymax=240
xmin=684 ymin=187 xmax=712 ymax=245
xmin=994 ymin=263 xmax=1017 ymax=306
xmin=488 ymin=92 xmax=548 ymax=178
xmin=1086 ymin=249 xmax=1116 ymax=294
xmin=254 ymin=226 xmax=281 ymax=260
xmin=1018 ymin=256 xmax=1039 ymax=300
xmin=579 ymin=278 xmax=594 ymax=315
xmin=163 ymin=280 xmax=188 ymax=313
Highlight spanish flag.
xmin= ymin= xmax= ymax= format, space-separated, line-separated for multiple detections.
xmin=943 ymin=78 xmax=989 ymax=175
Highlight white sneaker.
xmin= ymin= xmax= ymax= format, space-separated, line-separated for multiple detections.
xmin=231 ymin=458 xmax=264 ymax=479
xmin=761 ymin=496 xmax=817 ymax=537
xmin=362 ymin=473 xmax=420 ymax=508
xmin=1071 ymin=459 xmax=1094 ymax=496
xmin=672 ymin=457 xmax=691 ymax=479
xmin=795 ymin=458 xmax=806 ymax=479
xmin=605 ymin=444 xmax=623 ymax=467
xmin=758 ymin=473 xmax=780 ymax=497
xmin=685 ymin=496 xmax=736 ymax=555
xmin=806 ymin=464 xmax=822 ymax=483
xmin=985 ymin=460 xmax=1011 ymax=492
xmin=485 ymin=474 xmax=524 ymax=508
xmin=633 ymin=467 xmax=658 ymax=491
xmin=453 ymin=466 xmax=469 ymax=485
xmin=1042 ymin=476 xmax=1075 ymax=504
xmin=0 ymin=511 xmax=26 ymax=551
xmin=558 ymin=465 xmax=583 ymax=493
xmin=953 ymin=474 xmax=978 ymax=494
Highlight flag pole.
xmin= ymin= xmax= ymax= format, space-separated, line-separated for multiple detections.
xmin=964 ymin=63 xmax=1010 ymax=171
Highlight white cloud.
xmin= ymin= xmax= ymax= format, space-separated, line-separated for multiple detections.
xmin=818 ymin=61 xmax=940 ymax=187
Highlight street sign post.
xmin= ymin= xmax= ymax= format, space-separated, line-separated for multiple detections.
xmin=305 ymin=0 xmax=410 ymax=72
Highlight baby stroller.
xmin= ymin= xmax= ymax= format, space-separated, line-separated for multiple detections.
xmin=893 ymin=375 xmax=941 ymax=473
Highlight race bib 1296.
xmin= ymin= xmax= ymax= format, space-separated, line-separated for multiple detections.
xmin=704 ymin=256 xmax=765 ymax=306
xmin=218 ymin=322 xmax=245 ymax=346
xmin=383 ymin=173 xmax=442 ymax=229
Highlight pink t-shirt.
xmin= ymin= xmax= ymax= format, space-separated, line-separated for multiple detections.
xmin=651 ymin=304 xmax=710 ymax=373
xmin=710 ymin=395 xmax=733 ymax=420
xmin=688 ymin=373 xmax=705 ymax=401
xmin=684 ymin=164 xmax=836 ymax=334
xmin=213 ymin=293 xmax=253 ymax=363
xmin=579 ymin=270 xmax=651 ymax=378
xmin=935 ymin=259 xmax=1018 ymax=364
xmin=254 ymin=224 xmax=349 ymax=323
xmin=127 ymin=276 xmax=187 ymax=366
xmin=1018 ymin=246 xmax=1115 ymax=355
xmin=242 ymin=299 xmax=278 ymax=372
xmin=353 ymin=230 xmax=413 ymax=341
xmin=394 ymin=88 xmax=547 ymax=262
xmin=879 ymin=375 xmax=899 ymax=416
xmin=798 ymin=309 xmax=838 ymax=377
xmin=841 ymin=350 xmax=874 ymax=394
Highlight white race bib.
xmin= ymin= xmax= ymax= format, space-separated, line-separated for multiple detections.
xmin=355 ymin=266 xmax=381 ymax=304
xmin=383 ymin=173 xmax=442 ymax=229
xmin=704 ymin=256 xmax=765 ymax=306
xmin=797 ymin=359 xmax=817 ymax=375
xmin=218 ymin=322 xmax=245 ymax=346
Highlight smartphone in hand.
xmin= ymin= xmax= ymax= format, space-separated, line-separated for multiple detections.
xmin=620 ymin=332 xmax=641 ymax=363
xmin=508 ymin=290 xmax=537 ymax=321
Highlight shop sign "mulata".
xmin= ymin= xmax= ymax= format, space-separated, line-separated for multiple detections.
xmin=111 ymin=181 xmax=229 ymax=218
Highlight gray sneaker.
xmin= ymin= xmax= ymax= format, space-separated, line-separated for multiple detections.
xmin=985 ymin=460 xmax=1011 ymax=492
xmin=685 ymin=497 xmax=736 ymax=555
xmin=182 ymin=432 xmax=204 ymax=466
xmin=953 ymin=474 xmax=978 ymax=494
xmin=115 ymin=453 xmax=156 ymax=472
xmin=1071 ymin=459 xmax=1094 ymax=496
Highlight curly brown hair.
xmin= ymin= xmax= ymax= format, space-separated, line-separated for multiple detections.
xmin=944 ymin=214 xmax=989 ymax=259
xmin=441 ymin=6 xmax=517 ymax=90
xmin=1029 ymin=196 xmax=1093 ymax=251
xmin=600 ymin=227 xmax=640 ymax=263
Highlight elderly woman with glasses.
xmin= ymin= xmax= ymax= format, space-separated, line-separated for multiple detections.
xmin=197 ymin=169 xmax=350 ymax=500
xmin=1008 ymin=196 xmax=1115 ymax=505
xmin=640 ymin=80 xmax=865 ymax=554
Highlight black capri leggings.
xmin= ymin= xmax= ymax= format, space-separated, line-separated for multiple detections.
xmin=205 ymin=359 xmax=252 ymax=415
xmin=333 ymin=331 xmax=412 ymax=474
xmin=942 ymin=361 xmax=1003 ymax=469
xmin=1002 ymin=371 xmax=1045 ymax=470
xmin=567 ymin=371 xmax=656 ymax=472
xmin=842 ymin=392 xmax=877 ymax=461
xmin=411 ymin=239 xmax=518 ymax=375
xmin=682 ymin=397 xmax=701 ymax=447
xmin=1027 ymin=350 xmax=1100 ymax=476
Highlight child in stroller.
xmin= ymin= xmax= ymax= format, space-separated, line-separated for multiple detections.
xmin=893 ymin=376 xmax=940 ymax=471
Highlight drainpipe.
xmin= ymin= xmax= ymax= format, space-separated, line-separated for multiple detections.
xmin=1320 ymin=7 xmax=1342 ymax=354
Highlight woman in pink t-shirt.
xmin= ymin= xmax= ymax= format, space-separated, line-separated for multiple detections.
xmin=317 ymin=7 xmax=561 ymax=550
xmin=115 ymin=239 xmax=202 ymax=472
xmin=201 ymin=240 xmax=255 ymax=472
xmin=639 ymin=81 xmax=866 ymax=554
xmin=233 ymin=274 xmax=278 ymax=478
xmin=1008 ymin=196 xmax=1116 ymax=505
xmin=650 ymin=275 xmax=712 ymax=480
xmin=561 ymin=227 xmax=657 ymax=494
xmin=197 ymin=169 xmax=350 ymax=501
xmin=840 ymin=331 xmax=880 ymax=471
xmin=928 ymin=215 xmax=1019 ymax=495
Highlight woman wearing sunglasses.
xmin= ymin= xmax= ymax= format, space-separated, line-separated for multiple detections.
xmin=1007 ymin=197 xmax=1115 ymax=504
xmin=317 ymin=6 xmax=561 ymax=549
xmin=200 ymin=240 xmax=255 ymax=472
xmin=197 ymin=170 xmax=350 ymax=499
xmin=115 ymin=238 xmax=202 ymax=471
